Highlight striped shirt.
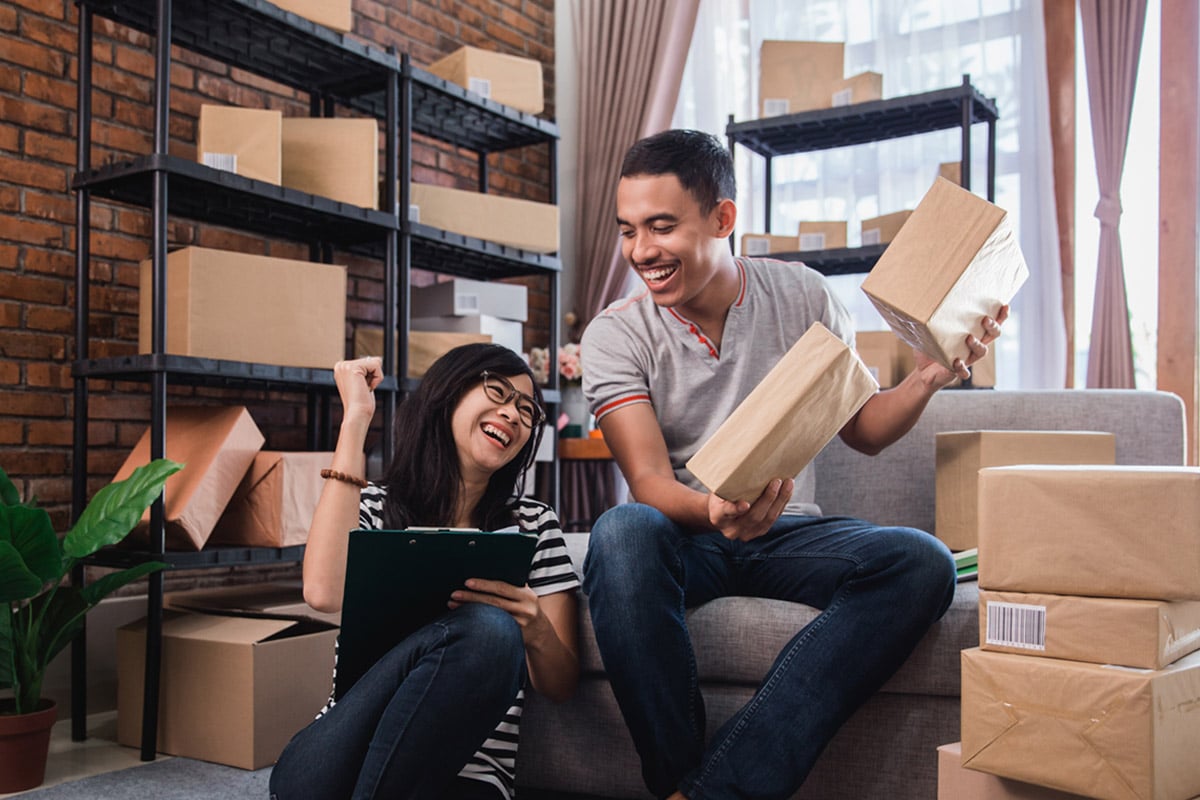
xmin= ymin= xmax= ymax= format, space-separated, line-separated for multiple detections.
xmin=319 ymin=483 xmax=580 ymax=798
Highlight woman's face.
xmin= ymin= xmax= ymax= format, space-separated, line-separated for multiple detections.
xmin=451 ymin=371 xmax=537 ymax=483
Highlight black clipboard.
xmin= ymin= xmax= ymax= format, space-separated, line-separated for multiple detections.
xmin=334 ymin=528 xmax=539 ymax=700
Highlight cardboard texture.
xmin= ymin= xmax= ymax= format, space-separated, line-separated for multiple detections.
xmin=832 ymin=71 xmax=882 ymax=106
xmin=118 ymin=609 xmax=338 ymax=769
xmin=113 ymin=406 xmax=264 ymax=551
xmin=935 ymin=431 xmax=1116 ymax=551
xmin=686 ymin=322 xmax=877 ymax=503
xmin=741 ymin=233 xmax=799 ymax=256
xmin=860 ymin=178 xmax=1030 ymax=371
xmin=758 ymin=40 xmax=845 ymax=117
xmin=272 ymin=0 xmax=352 ymax=32
xmin=281 ymin=117 xmax=378 ymax=208
xmin=960 ymin=647 xmax=1200 ymax=800
xmin=209 ymin=450 xmax=333 ymax=548
xmin=426 ymin=46 xmax=544 ymax=114
xmin=798 ymin=221 xmax=848 ymax=251
xmin=938 ymin=742 xmax=1093 ymax=800
xmin=979 ymin=590 xmax=1200 ymax=670
xmin=940 ymin=160 xmax=964 ymax=185
xmin=165 ymin=582 xmax=341 ymax=626
xmin=859 ymin=209 xmax=912 ymax=245
xmin=410 ymin=182 xmax=559 ymax=254
xmin=196 ymin=105 xmax=281 ymax=184
xmin=855 ymin=330 xmax=915 ymax=388
xmin=138 ymin=246 xmax=346 ymax=369
xmin=410 ymin=277 xmax=528 ymax=322
xmin=412 ymin=314 xmax=523 ymax=355
xmin=353 ymin=328 xmax=492 ymax=377
xmin=978 ymin=466 xmax=1200 ymax=601
xmin=968 ymin=345 xmax=997 ymax=387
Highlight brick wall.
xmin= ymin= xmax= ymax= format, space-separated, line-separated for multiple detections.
xmin=0 ymin=0 xmax=557 ymax=569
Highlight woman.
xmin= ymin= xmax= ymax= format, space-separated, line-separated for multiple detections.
xmin=270 ymin=344 xmax=579 ymax=800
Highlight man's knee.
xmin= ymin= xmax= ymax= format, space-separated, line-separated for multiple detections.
xmin=888 ymin=528 xmax=957 ymax=616
xmin=584 ymin=503 xmax=673 ymax=589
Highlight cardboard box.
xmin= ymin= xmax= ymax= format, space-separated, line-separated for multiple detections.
xmin=281 ymin=117 xmax=378 ymax=208
xmin=118 ymin=609 xmax=338 ymax=769
xmin=113 ymin=406 xmax=264 ymax=551
xmin=935 ymin=431 xmax=1116 ymax=551
xmin=798 ymin=221 xmax=847 ymax=251
xmin=859 ymin=209 xmax=912 ymax=245
xmin=272 ymin=0 xmax=352 ymax=32
xmin=961 ymin=647 xmax=1200 ymax=800
xmin=412 ymin=314 xmax=522 ymax=356
xmin=832 ymin=71 xmax=882 ymax=107
xmin=860 ymin=178 xmax=1030 ymax=371
xmin=758 ymin=40 xmax=845 ymax=117
xmin=979 ymin=590 xmax=1200 ymax=670
xmin=209 ymin=451 xmax=333 ymax=548
xmin=196 ymin=105 xmax=281 ymax=184
xmin=426 ymin=46 xmax=544 ymax=114
xmin=940 ymin=160 xmax=963 ymax=185
xmin=138 ymin=246 xmax=347 ymax=370
xmin=410 ymin=182 xmax=559 ymax=254
xmin=411 ymin=277 xmax=528 ymax=322
xmin=165 ymin=581 xmax=340 ymax=626
xmin=855 ymin=329 xmax=915 ymax=388
xmin=741 ymin=233 xmax=799 ymax=256
xmin=686 ymin=322 xmax=877 ymax=504
xmin=938 ymin=741 xmax=1093 ymax=800
xmin=353 ymin=328 xmax=493 ymax=378
xmin=978 ymin=466 xmax=1200 ymax=601
xmin=968 ymin=345 xmax=997 ymax=387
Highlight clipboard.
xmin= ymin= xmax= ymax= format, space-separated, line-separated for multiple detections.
xmin=334 ymin=528 xmax=539 ymax=700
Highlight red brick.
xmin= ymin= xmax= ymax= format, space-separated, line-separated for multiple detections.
xmin=90 ymin=394 xmax=150 ymax=421
xmin=25 ymin=477 xmax=73 ymax=507
xmin=0 ymin=360 xmax=19 ymax=384
xmin=0 ymin=95 xmax=71 ymax=135
xmin=1 ymin=34 xmax=69 ymax=76
xmin=27 ymin=419 xmax=73 ymax=446
xmin=0 ymin=6 xmax=17 ymax=31
xmin=92 ymin=120 xmax=152 ymax=155
xmin=0 ymin=273 xmax=67 ymax=304
xmin=0 ymin=421 xmax=22 ymax=444
xmin=12 ymin=0 xmax=69 ymax=20
xmin=2 ymin=216 xmax=68 ymax=248
xmin=92 ymin=63 xmax=153 ymax=104
xmin=26 ymin=305 xmax=74 ymax=333
xmin=0 ymin=185 xmax=18 ymax=212
xmin=113 ymin=43 xmax=155 ymax=79
xmin=18 ymin=13 xmax=75 ymax=51
xmin=90 ymin=231 xmax=149 ymax=262
xmin=0 ymin=330 xmax=68 ymax=360
xmin=23 ymin=247 xmax=74 ymax=277
xmin=0 ymin=389 xmax=68 ymax=417
xmin=23 ymin=129 xmax=75 ymax=165
xmin=0 ymin=301 xmax=19 ymax=327
xmin=25 ymin=360 xmax=73 ymax=389
xmin=0 ymin=246 xmax=17 ymax=269
xmin=23 ymin=189 xmax=75 ymax=223
xmin=0 ymin=151 xmax=69 ymax=191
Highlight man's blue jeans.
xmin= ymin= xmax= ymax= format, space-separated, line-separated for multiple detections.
xmin=583 ymin=503 xmax=957 ymax=800
xmin=268 ymin=603 xmax=523 ymax=800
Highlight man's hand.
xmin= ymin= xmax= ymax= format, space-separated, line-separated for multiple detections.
xmin=707 ymin=478 xmax=794 ymax=542
xmin=913 ymin=305 xmax=1009 ymax=391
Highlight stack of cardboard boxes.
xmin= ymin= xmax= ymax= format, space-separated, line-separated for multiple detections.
xmin=758 ymin=40 xmax=882 ymax=117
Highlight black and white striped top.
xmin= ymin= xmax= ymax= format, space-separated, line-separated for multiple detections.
xmin=319 ymin=483 xmax=580 ymax=799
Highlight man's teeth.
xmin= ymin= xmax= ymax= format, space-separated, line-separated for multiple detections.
xmin=643 ymin=265 xmax=676 ymax=281
xmin=483 ymin=423 xmax=511 ymax=445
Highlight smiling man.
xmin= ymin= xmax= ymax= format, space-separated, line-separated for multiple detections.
xmin=579 ymin=129 xmax=1006 ymax=800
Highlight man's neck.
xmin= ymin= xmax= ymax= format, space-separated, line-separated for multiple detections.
xmin=674 ymin=254 xmax=741 ymax=351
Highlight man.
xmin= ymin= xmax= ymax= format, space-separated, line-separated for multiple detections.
xmin=580 ymin=129 xmax=1005 ymax=800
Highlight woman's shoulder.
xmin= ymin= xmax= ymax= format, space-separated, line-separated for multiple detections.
xmin=510 ymin=496 xmax=560 ymax=532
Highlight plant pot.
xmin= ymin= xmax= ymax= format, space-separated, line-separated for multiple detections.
xmin=0 ymin=698 xmax=57 ymax=793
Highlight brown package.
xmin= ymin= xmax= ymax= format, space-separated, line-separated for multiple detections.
xmin=938 ymin=742 xmax=1092 ymax=800
xmin=196 ymin=105 xmax=282 ymax=184
xmin=353 ymin=328 xmax=493 ymax=378
xmin=426 ymin=46 xmax=544 ymax=114
xmin=740 ymin=233 xmax=799 ymax=256
xmin=758 ymin=40 xmax=845 ymax=117
xmin=410 ymin=182 xmax=559 ymax=254
xmin=210 ymin=451 xmax=333 ymax=548
xmin=798 ymin=221 xmax=848 ymax=250
xmin=281 ymin=117 xmax=379 ymax=208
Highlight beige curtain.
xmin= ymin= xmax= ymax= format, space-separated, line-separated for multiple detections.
xmin=1080 ymin=0 xmax=1147 ymax=388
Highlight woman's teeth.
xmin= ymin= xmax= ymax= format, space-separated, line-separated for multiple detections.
xmin=482 ymin=423 xmax=510 ymax=446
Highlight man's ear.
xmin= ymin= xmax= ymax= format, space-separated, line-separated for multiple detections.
xmin=712 ymin=198 xmax=737 ymax=238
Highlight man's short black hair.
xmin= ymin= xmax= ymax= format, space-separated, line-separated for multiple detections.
xmin=620 ymin=129 xmax=736 ymax=213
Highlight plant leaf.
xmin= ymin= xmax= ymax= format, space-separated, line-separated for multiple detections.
xmin=0 ymin=606 xmax=13 ymax=690
xmin=0 ymin=466 xmax=19 ymax=507
xmin=80 ymin=561 xmax=167 ymax=607
xmin=29 ymin=586 xmax=87 ymax=673
xmin=64 ymin=459 xmax=183 ymax=558
xmin=0 ymin=504 xmax=62 ymax=586
xmin=0 ymin=541 xmax=45 ymax=604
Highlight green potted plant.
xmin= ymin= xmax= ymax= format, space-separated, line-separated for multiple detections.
xmin=0 ymin=459 xmax=181 ymax=792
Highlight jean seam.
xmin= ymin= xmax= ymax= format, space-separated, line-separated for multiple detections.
xmin=676 ymin=539 xmax=703 ymax=756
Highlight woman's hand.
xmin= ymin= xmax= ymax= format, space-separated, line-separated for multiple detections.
xmin=333 ymin=356 xmax=384 ymax=427
xmin=448 ymin=579 xmax=552 ymax=642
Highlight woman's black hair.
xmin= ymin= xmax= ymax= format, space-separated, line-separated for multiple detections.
xmin=380 ymin=343 xmax=545 ymax=531
xmin=620 ymin=129 xmax=737 ymax=213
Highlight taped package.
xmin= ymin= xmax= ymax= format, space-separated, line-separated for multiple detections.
xmin=210 ymin=451 xmax=334 ymax=548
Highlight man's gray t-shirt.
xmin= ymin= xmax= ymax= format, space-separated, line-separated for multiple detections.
xmin=581 ymin=256 xmax=856 ymax=517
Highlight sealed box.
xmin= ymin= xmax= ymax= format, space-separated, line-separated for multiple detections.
xmin=209 ymin=451 xmax=333 ymax=548
xmin=118 ymin=609 xmax=338 ymax=769
xmin=759 ymin=40 xmax=845 ymax=117
xmin=272 ymin=0 xmax=352 ymax=32
xmin=353 ymin=328 xmax=492 ymax=377
xmin=859 ymin=209 xmax=911 ymax=245
xmin=410 ymin=182 xmax=559 ymax=254
xmin=196 ymin=105 xmax=281 ymax=184
xmin=939 ymin=160 xmax=963 ymax=185
xmin=281 ymin=117 xmax=378 ymax=208
xmin=979 ymin=590 xmax=1200 ymax=670
xmin=113 ymin=406 xmax=264 ymax=551
xmin=968 ymin=345 xmax=997 ymax=387
xmin=855 ymin=330 xmax=914 ymax=388
xmin=938 ymin=741 xmax=1092 ymax=800
xmin=978 ymin=466 xmax=1200 ymax=601
xmin=426 ymin=46 xmax=544 ymax=114
xmin=166 ymin=581 xmax=340 ymax=626
xmin=411 ymin=277 xmax=528 ymax=322
xmin=860 ymin=178 xmax=1029 ymax=371
xmin=687 ymin=322 xmax=877 ymax=504
xmin=832 ymin=71 xmax=882 ymax=107
xmin=741 ymin=233 xmax=799 ymax=256
xmin=935 ymin=431 xmax=1115 ymax=551
xmin=798 ymin=221 xmax=847 ymax=251
xmin=412 ymin=314 xmax=523 ymax=356
xmin=138 ymin=246 xmax=346 ymax=369
xmin=961 ymin=647 xmax=1200 ymax=800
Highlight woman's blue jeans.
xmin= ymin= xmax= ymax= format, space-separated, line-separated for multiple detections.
xmin=268 ymin=603 xmax=524 ymax=800
xmin=583 ymin=503 xmax=956 ymax=800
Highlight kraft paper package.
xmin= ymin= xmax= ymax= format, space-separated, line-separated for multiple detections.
xmin=937 ymin=742 xmax=1092 ymax=800
xmin=281 ymin=117 xmax=379 ymax=208
xmin=196 ymin=104 xmax=282 ymax=184
xmin=686 ymin=321 xmax=877 ymax=504
xmin=758 ymin=40 xmax=845 ymax=117
xmin=426 ymin=46 xmax=545 ymax=114
xmin=210 ymin=451 xmax=334 ymax=548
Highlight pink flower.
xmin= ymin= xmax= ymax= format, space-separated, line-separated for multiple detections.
xmin=558 ymin=343 xmax=582 ymax=384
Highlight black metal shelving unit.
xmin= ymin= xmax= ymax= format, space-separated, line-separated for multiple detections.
xmin=726 ymin=74 xmax=999 ymax=275
xmin=70 ymin=0 xmax=561 ymax=760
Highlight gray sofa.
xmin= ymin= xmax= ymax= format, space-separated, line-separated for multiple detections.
xmin=518 ymin=389 xmax=1186 ymax=800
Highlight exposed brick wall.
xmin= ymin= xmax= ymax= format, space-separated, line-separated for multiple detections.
xmin=0 ymin=0 xmax=557 ymax=581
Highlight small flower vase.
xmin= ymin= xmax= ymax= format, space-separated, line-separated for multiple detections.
xmin=560 ymin=384 xmax=589 ymax=437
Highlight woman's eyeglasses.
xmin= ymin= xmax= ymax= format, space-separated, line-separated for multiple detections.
xmin=480 ymin=372 xmax=546 ymax=429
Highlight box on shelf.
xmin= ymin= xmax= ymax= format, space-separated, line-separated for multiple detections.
xmin=113 ymin=406 xmax=264 ymax=551
xmin=138 ymin=246 xmax=346 ymax=370
xmin=979 ymin=590 xmax=1200 ymax=670
xmin=409 ymin=182 xmax=559 ymax=254
xmin=165 ymin=581 xmax=340 ymax=626
xmin=281 ymin=117 xmax=379 ymax=208
xmin=687 ymin=322 xmax=877 ymax=504
xmin=412 ymin=315 xmax=523 ymax=356
xmin=935 ymin=431 xmax=1115 ymax=551
xmin=353 ymin=328 xmax=493 ymax=378
xmin=832 ymin=71 xmax=882 ymax=107
xmin=272 ymin=0 xmax=352 ymax=32
xmin=978 ymin=465 xmax=1200 ymax=601
xmin=859 ymin=209 xmax=911 ymax=246
xmin=209 ymin=450 xmax=333 ymax=549
xmin=411 ymin=277 xmax=528 ymax=322
xmin=758 ymin=40 xmax=845 ymax=117
xmin=741 ymin=233 xmax=799 ymax=256
xmin=117 ymin=609 xmax=338 ymax=769
xmin=961 ymin=647 xmax=1200 ymax=800
xmin=798 ymin=221 xmax=847 ymax=251
xmin=860 ymin=178 xmax=1029 ymax=372
xmin=196 ymin=105 xmax=281 ymax=184
xmin=939 ymin=160 xmax=963 ymax=185
xmin=938 ymin=741 xmax=1093 ymax=800
xmin=425 ymin=45 xmax=544 ymax=114
xmin=854 ymin=329 xmax=914 ymax=388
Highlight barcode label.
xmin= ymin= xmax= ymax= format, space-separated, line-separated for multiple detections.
xmin=202 ymin=152 xmax=237 ymax=173
xmin=985 ymin=601 xmax=1046 ymax=650
xmin=468 ymin=76 xmax=492 ymax=99
xmin=744 ymin=236 xmax=771 ymax=256
xmin=762 ymin=98 xmax=790 ymax=117
xmin=831 ymin=88 xmax=852 ymax=107
xmin=799 ymin=232 xmax=826 ymax=250
xmin=454 ymin=292 xmax=481 ymax=315
xmin=861 ymin=228 xmax=882 ymax=246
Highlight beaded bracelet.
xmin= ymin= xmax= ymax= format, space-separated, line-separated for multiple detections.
xmin=320 ymin=468 xmax=369 ymax=489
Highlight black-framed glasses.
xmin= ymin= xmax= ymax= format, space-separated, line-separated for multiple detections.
xmin=480 ymin=371 xmax=545 ymax=429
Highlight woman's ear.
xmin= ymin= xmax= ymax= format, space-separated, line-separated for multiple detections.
xmin=712 ymin=198 xmax=737 ymax=238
